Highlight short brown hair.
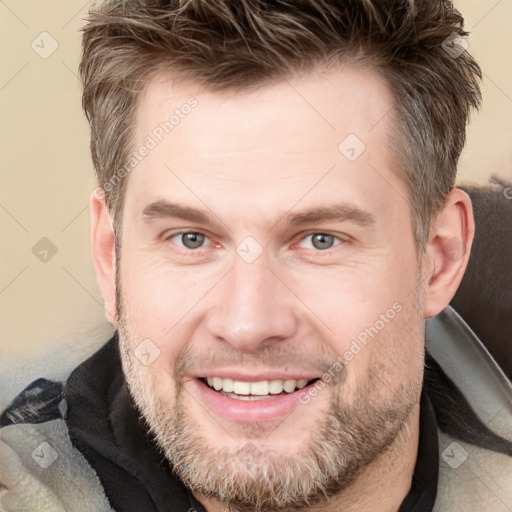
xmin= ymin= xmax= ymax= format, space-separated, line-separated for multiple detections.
xmin=80 ymin=0 xmax=482 ymax=248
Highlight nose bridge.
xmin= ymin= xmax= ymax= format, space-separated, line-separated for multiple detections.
xmin=232 ymin=255 xmax=271 ymax=316
xmin=208 ymin=251 xmax=297 ymax=351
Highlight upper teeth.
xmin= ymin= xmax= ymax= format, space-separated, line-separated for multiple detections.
xmin=206 ymin=377 xmax=309 ymax=395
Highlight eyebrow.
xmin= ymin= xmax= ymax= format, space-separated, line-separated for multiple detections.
xmin=142 ymin=201 xmax=210 ymax=223
xmin=141 ymin=200 xmax=375 ymax=228
xmin=286 ymin=204 xmax=375 ymax=227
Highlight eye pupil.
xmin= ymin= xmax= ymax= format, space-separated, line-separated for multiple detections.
xmin=312 ymin=233 xmax=334 ymax=250
xmin=182 ymin=232 xmax=205 ymax=249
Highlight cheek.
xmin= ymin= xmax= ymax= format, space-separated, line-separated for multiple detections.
xmin=286 ymin=253 xmax=422 ymax=386
xmin=359 ymin=284 xmax=425 ymax=395
xmin=288 ymin=255 xmax=419 ymax=340
xmin=118 ymin=253 xmax=215 ymax=356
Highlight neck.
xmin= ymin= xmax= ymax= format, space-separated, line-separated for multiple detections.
xmin=199 ymin=402 xmax=420 ymax=512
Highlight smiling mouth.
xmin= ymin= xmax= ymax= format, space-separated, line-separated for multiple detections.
xmin=199 ymin=377 xmax=321 ymax=401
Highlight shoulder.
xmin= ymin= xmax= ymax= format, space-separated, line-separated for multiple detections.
xmin=427 ymin=306 xmax=512 ymax=511
xmin=0 ymin=378 xmax=113 ymax=511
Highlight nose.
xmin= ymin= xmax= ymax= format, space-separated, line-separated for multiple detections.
xmin=205 ymin=252 xmax=298 ymax=352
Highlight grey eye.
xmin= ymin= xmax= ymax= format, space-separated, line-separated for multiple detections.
xmin=180 ymin=232 xmax=206 ymax=249
xmin=310 ymin=233 xmax=336 ymax=250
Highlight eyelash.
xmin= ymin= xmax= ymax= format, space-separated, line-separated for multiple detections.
xmin=164 ymin=230 xmax=346 ymax=253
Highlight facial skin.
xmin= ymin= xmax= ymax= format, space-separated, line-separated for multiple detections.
xmin=91 ymin=65 xmax=474 ymax=512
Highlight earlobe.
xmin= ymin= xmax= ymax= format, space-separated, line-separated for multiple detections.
xmin=423 ymin=188 xmax=474 ymax=319
xmin=90 ymin=188 xmax=117 ymax=326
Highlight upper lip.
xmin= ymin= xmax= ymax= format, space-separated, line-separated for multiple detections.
xmin=191 ymin=370 xmax=321 ymax=382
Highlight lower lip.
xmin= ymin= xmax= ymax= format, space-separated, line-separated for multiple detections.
xmin=191 ymin=379 xmax=319 ymax=423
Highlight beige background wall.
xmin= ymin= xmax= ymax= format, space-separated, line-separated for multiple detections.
xmin=1 ymin=1 xmax=511 ymax=373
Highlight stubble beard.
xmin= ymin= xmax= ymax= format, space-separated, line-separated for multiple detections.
xmin=118 ymin=324 xmax=423 ymax=512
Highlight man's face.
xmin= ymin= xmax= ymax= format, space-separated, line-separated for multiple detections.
xmin=116 ymin=66 xmax=426 ymax=511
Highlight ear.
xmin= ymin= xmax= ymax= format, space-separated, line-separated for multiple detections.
xmin=90 ymin=188 xmax=117 ymax=326
xmin=423 ymin=188 xmax=474 ymax=319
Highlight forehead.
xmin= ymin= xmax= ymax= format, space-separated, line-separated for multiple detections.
xmin=126 ymin=65 xmax=406 ymax=225
xmin=135 ymin=64 xmax=394 ymax=156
